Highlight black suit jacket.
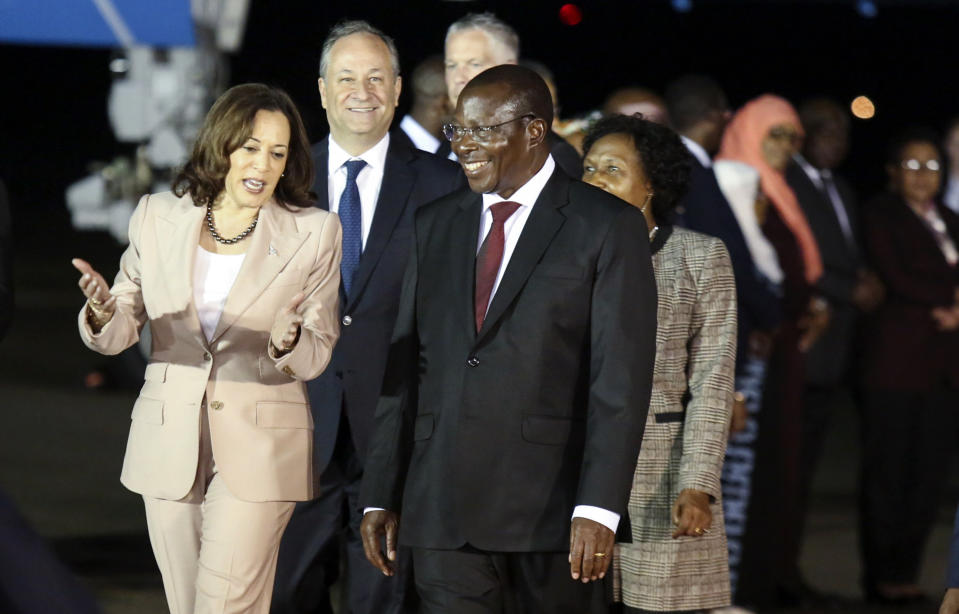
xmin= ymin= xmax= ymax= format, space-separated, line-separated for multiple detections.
xmin=680 ymin=158 xmax=781 ymax=368
xmin=307 ymin=134 xmax=465 ymax=478
xmin=360 ymin=169 xmax=657 ymax=552
xmin=786 ymin=161 xmax=861 ymax=385
xmin=0 ymin=179 xmax=12 ymax=343
xmin=861 ymin=192 xmax=959 ymax=391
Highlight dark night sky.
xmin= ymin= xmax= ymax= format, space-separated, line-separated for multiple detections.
xmin=2 ymin=0 xmax=958 ymax=235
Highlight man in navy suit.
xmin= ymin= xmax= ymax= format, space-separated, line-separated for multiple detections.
xmin=271 ymin=21 xmax=464 ymax=614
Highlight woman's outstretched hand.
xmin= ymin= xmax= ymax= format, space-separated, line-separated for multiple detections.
xmin=72 ymin=258 xmax=116 ymax=328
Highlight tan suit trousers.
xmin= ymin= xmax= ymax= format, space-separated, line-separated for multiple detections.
xmin=142 ymin=405 xmax=295 ymax=614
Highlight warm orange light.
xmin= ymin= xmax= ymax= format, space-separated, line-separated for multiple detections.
xmin=851 ymin=95 xmax=875 ymax=119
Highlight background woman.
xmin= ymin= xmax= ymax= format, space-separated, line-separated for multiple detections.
xmin=859 ymin=128 xmax=959 ymax=604
xmin=72 ymin=83 xmax=342 ymax=614
xmin=713 ymin=95 xmax=829 ymax=607
xmin=582 ymin=114 xmax=737 ymax=613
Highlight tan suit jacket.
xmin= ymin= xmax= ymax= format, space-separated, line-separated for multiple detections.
xmin=78 ymin=191 xmax=341 ymax=502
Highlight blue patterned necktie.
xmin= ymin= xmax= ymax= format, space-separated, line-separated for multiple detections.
xmin=339 ymin=159 xmax=366 ymax=296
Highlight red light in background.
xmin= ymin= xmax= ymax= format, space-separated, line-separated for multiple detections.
xmin=559 ymin=4 xmax=583 ymax=26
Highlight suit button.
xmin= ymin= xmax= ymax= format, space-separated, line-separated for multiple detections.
xmin=342 ymin=315 xmax=352 ymax=326
xmin=203 ymin=352 xmax=211 ymax=361
xmin=282 ymin=366 xmax=295 ymax=377
xmin=466 ymin=356 xmax=480 ymax=367
xmin=210 ymin=401 xmax=223 ymax=411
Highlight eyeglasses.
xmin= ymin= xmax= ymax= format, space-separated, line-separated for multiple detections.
xmin=442 ymin=114 xmax=536 ymax=143
xmin=901 ymin=158 xmax=941 ymax=172
xmin=767 ymin=127 xmax=801 ymax=145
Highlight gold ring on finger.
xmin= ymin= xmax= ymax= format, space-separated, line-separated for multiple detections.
xmin=693 ymin=527 xmax=705 ymax=535
xmin=592 ymin=552 xmax=606 ymax=558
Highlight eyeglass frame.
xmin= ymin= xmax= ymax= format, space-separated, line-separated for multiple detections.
xmin=442 ymin=114 xmax=537 ymax=143
xmin=900 ymin=158 xmax=941 ymax=172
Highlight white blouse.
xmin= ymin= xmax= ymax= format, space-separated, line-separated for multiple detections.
xmin=193 ymin=246 xmax=246 ymax=342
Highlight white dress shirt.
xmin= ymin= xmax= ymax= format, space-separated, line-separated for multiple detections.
xmin=400 ymin=115 xmax=441 ymax=154
xmin=327 ymin=133 xmax=390 ymax=250
xmin=193 ymin=246 xmax=245 ymax=342
xmin=681 ymin=136 xmax=712 ymax=168
xmin=367 ymin=154 xmax=620 ymax=533
xmin=944 ymin=174 xmax=959 ymax=214
xmin=793 ymin=154 xmax=856 ymax=249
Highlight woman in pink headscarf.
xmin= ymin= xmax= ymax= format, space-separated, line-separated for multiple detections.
xmin=713 ymin=94 xmax=830 ymax=608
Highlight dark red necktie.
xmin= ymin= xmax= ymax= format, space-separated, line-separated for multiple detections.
xmin=475 ymin=201 xmax=521 ymax=332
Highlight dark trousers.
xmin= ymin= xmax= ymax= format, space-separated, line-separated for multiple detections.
xmin=859 ymin=386 xmax=956 ymax=585
xmin=271 ymin=421 xmax=412 ymax=614
xmin=412 ymin=546 xmax=606 ymax=614
xmin=781 ymin=383 xmax=852 ymax=588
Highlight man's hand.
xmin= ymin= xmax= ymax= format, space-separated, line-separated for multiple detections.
xmin=798 ymin=297 xmax=830 ymax=353
xmin=671 ymin=489 xmax=712 ymax=538
xmin=360 ymin=510 xmax=399 ymax=577
xmin=568 ymin=517 xmax=614 ymax=583
xmin=940 ymin=588 xmax=959 ymax=614
xmin=852 ymin=270 xmax=884 ymax=313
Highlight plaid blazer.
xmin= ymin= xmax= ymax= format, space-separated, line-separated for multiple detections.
xmin=614 ymin=227 xmax=737 ymax=611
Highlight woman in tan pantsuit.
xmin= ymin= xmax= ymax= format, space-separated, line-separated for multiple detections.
xmin=72 ymin=84 xmax=341 ymax=614
xmin=583 ymin=114 xmax=737 ymax=613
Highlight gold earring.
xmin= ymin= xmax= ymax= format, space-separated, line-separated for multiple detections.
xmin=640 ymin=193 xmax=653 ymax=214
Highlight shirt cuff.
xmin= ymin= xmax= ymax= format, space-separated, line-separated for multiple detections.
xmin=363 ymin=507 xmax=386 ymax=515
xmin=572 ymin=505 xmax=620 ymax=533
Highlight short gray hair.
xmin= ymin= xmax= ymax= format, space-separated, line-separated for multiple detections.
xmin=445 ymin=13 xmax=520 ymax=59
xmin=318 ymin=20 xmax=400 ymax=79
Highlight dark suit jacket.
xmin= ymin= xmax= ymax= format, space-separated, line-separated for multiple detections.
xmin=860 ymin=192 xmax=959 ymax=391
xmin=0 ymin=179 xmax=12 ymax=342
xmin=360 ymin=169 xmax=657 ymax=552
xmin=786 ymin=161 xmax=861 ymax=385
xmin=680 ymin=158 xmax=781 ymax=369
xmin=949 ymin=502 xmax=959 ymax=587
xmin=307 ymin=134 xmax=464 ymax=477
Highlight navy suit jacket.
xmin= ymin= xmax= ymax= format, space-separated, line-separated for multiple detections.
xmin=680 ymin=157 xmax=781 ymax=368
xmin=307 ymin=133 xmax=465 ymax=478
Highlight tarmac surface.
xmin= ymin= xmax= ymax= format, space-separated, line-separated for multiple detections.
xmin=1 ymin=225 xmax=956 ymax=614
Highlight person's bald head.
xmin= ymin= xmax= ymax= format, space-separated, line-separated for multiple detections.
xmin=451 ymin=65 xmax=552 ymax=198
xmin=461 ymin=64 xmax=554 ymax=128
xmin=603 ymin=87 xmax=669 ymax=125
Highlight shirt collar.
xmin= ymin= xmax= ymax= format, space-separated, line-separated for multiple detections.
xmin=794 ymin=153 xmax=824 ymax=185
xmin=681 ymin=136 xmax=712 ymax=168
xmin=399 ymin=115 xmax=440 ymax=153
xmin=328 ymin=132 xmax=390 ymax=175
xmin=481 ymin=155 xmax=556 ymax=212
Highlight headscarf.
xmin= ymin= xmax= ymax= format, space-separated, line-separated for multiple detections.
xmin=716 ymin=94 xmax=823 ymax=284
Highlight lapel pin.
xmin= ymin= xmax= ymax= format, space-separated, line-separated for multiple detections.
xmin=268 ymin=244 xmax=278 ymax=256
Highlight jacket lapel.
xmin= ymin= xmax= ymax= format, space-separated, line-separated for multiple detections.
xmin=156 ymin=197 xmax=207 ymax=349
xmin=476 ymin=170 xmax=569 ymax=344
xmin=210 ymin=202 xmax=309 ymax=343
xmin=452 ymin=191 xmax=483 ymax=340
xmin=347 ymin=136 xmax=416 ymax=310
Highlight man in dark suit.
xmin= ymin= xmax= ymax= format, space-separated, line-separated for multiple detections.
xmin=438 ymin=13 xmax=581 ymax=177
xmin=666 ymin=75 xmax=782 ymax=368
xmin=359 ymin=65 xmax=656 ymax=613
xmin=271 ymin=21 xmax=464 ymax=614
xmin=782 ymin=98 xmax=883 ymax=603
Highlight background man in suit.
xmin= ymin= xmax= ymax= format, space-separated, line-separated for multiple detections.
xmin=359 ymin=65 xmax=656 ymax=613
xmin=783 ymin=97 xmax=883 ymax=604
xmin=271 ymin=20 xmax=464 ymax=614
xmin=667 ymin=75 xmax=782 ymax=371
xmin=440 ymin=13 xmax=581 ymax=177
xmin=397 ymin=56 xmax=448 ymax=154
